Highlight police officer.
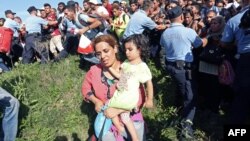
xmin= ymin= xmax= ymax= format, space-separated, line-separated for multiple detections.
xmin=220 ymin=0 xmax=250 ymax=124
xmin=22 ymin=6 xmax=57 ymax=64
xmin=160 ymin=6 xmax=207 ymax=139
xmin=3 ymin=10 xmax=21 ymax=67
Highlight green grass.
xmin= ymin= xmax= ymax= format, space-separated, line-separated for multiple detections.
xmin=0 ymin=56 xmax=225 ymax=141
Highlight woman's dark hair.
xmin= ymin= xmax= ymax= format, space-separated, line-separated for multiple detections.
xmin=123 ymin=34 xmax=150 ymax=62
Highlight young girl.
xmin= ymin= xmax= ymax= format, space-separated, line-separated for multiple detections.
xmin=107 ymin=34 xmax=154 ymax=141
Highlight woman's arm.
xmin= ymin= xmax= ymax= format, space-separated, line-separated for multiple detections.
xmin=88 ymin=95 xmax=104 ymax=113
xmin=82 ymin=67 xmax=104 ymax=113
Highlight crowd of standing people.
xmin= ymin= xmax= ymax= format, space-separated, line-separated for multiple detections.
xmin=1 ymin=0 xmax=250 ymax=140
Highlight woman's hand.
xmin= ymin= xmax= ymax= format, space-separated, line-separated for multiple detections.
xmin=104 ymin=107 xmax=125 ymax=118
xmin=93 ymin=99 xmax=104 ymax=113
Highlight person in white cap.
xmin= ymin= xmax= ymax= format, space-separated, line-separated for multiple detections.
xmin=89 ymin=0 xmax=110 ymax=20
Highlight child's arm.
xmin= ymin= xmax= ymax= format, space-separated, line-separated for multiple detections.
xmin=108 ymin=67 xmax=121 ymax=79
xmin=144 ymin=79 xmax=154 ymax=108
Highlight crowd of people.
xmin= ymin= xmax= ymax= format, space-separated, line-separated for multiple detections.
xmin=1 ymin=0 xmax=250 ymax=140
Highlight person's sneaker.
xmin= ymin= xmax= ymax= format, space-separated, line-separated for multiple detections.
xmin=180 ymin=120 xmax=194 ymax=139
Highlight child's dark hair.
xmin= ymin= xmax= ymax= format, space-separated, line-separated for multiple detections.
xmin=123 ymin=34 xmax=150 ymax=62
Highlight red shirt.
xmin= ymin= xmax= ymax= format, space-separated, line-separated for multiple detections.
xmin=105 ymin=3 xmax=113 ymax=18
xmin=47 ymin=13 xmax=61 ymax=36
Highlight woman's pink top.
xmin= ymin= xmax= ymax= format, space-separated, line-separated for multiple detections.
xmin=82 ymin=64 xmax=145 ymax=121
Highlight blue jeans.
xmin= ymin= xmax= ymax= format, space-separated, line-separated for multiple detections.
xmin=80 ymin=54 xmax=100 ymax=64
xmin=0 ymin=56 xmax=10 ymax=72
xmin=0 ymin=87 xmax=20 ymax=141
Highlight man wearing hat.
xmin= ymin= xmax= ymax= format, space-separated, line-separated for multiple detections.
xmin=3 ymin=10 xmax=21 ymax=67
xmin=89 ymin=0 xmax=110 ymax=20
xmin=3 ymin=10 xmax=19 ymax=34
xmin=220 ymin=0 xmax=250 ymax=125
xmin=160 ymin=6 xmax=207 ymax=139
xmin=22 ymin=6 xmax=57 ymax=64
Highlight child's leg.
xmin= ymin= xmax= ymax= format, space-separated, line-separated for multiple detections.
xmin=112 ymin=115 xmax=125 ymax=133
xmin=121 ymin=112 xmax=139 ymax=141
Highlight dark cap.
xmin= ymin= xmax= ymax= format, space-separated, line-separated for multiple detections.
xmin=67 ymin=1 xmax=75 ymax=7
xmin=27 ymin=6 xmax=37 ymax=13
xmin=5 ymin=10 xmax=16 ymax=15
xmin=239 ymin=9 xmax=250 ymax=29
xmin=167 ymin=6 xmax=183 ymax=19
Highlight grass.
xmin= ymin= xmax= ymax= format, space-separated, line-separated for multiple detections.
xmin=0 ymin=55 xmax=226 ymax=141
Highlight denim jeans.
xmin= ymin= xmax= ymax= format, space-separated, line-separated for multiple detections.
xmin=0 ymin=57 xmax=10 ymax=72
xmin=0 ymin=87 xmax=20 ymax=141
xmin=80 ymin=54 xmax=100 ymax=64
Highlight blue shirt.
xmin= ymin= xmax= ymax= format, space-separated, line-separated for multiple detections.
xmin=25 ymin=15 xmax=48 ymax=34
xmin=3 ymin=18 xmax=20 ymax=37
xmin=61 ymin=17 xmax=78 ymax=32
xmin=221 ymin=7 xmax=250 ymax=54
xmin=160 ymin=23 xmax=203 ymax=62
xmin=74 ymin=13 xmax=90 ymax=29
xmin=123 ymin=10 xmax=157 ymax=39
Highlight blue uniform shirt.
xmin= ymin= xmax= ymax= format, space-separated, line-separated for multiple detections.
xmin=3 ymin=18 xmax=20 ymax=37
xmin=160 ymin=23 xmax=203 ymax=62
xmin=221 ymin=7 xmax=250 ymax=54
xmin=123 ymin=9 xmax=157 ymax=39
xmin=25 ymin=15 xmax=48 ymax=34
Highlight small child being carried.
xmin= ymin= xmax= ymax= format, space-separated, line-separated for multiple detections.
xmin=107 ymin=34 xmax=154 ymax=141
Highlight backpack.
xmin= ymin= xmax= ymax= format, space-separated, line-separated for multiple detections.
xmin=218 ymin=60 xmax=235 ymax=86
xmin=112 ymin=14 xmax=128 ymax=25
xmin=0 ymin=27 xmax=13 ymax=53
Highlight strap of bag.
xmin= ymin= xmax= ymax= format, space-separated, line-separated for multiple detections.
xmin=97 ymin=117 xmax=107 ymax=141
